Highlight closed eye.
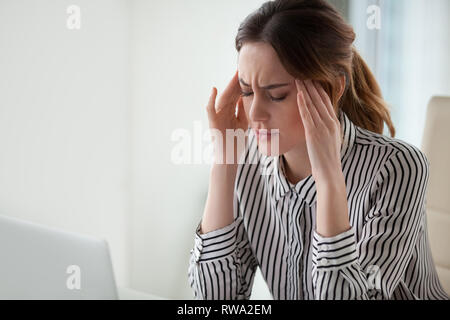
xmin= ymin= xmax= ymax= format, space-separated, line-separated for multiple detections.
xmin=240 ymin=91 xmax=287 ymax=102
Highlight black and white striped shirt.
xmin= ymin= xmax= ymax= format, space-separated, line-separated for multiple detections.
xmin=188 ymin=110 xmax=449 ymax=300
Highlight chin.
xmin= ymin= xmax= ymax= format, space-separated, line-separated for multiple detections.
xmin=256 ymin=138 xmax=283 ymax=157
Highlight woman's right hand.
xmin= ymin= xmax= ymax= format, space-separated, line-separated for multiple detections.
xmin=206 ymin=70 xmax=249 ymax=164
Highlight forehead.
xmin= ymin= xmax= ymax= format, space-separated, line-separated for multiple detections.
xmin=237 ymin=42 xmax=292 ymax=86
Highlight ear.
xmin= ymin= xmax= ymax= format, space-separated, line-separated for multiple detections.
xmin=337 ymin=74 xmax=346 ymax=101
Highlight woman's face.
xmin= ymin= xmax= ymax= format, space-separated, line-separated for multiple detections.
xmin=237 ymin=42 xmax=305 ymax=156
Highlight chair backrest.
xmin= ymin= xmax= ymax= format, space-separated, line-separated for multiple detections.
xmin=421 ymin=96 xmax=450 ymax=296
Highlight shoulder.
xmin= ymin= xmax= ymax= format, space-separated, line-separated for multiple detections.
xmin=355 ymin=127 xmax=429 ymax=186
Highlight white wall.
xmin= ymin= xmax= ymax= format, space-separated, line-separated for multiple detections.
xmin=0 ymin=0 xmax=131 ymax=286
xmin=398 ymin=0 xmax=450 ymax=147
xmin=129 ymin=0 xmax=271 ymax=299
xmin=349 ymin=0 xmax=450 ymax=146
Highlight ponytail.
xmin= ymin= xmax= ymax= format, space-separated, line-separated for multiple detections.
xmin=340 ymin=47 xmax=396 ymax=137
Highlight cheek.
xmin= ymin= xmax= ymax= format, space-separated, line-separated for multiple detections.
xmin=274 ymin=101 xmax=304 ymax=134
xmin=286 ymin=96 xmax=303 ymax=125
xmin=285 ymin=101 xmax=306 ymax=136
xmin=244 ymin=104 xmax=250 ymax=116
xmin=288 ymin=95 xmax=307 ymax=128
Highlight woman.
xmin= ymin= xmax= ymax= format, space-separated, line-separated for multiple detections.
xmin=188 ymin=0 xmax=449 ymax=300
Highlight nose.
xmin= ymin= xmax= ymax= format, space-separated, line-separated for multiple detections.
xmin=248 ymin=95 xmax=270 ymax=122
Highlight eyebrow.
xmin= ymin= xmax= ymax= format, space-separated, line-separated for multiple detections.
xmin=239 ymin=77 xmax=290 ymax=90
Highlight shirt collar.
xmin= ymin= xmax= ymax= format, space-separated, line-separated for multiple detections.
xmin=272 ymin=110 xmax=356 ymax=206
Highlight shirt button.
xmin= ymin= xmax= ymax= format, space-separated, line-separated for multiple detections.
xmin=321 ymin=258 xmax=329 ymax=266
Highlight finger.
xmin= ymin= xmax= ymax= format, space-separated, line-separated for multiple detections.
xmin=206 ymin=87 xmax=217 ymax=118
xmin=296 ymin=79 xmax=319 ymax=127
xmin=297 ymin=90 xmax=313 ymax=132
xmin=304 ymin=79 xmax=329 ymax=125
xmin=315 ymin=81 xmax=338 ymax=122
xmin=217 ymin=70 xmax=241 ymax=113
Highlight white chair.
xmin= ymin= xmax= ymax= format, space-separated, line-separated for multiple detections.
xmin=421 ymin=95 xmax=450 ymax=295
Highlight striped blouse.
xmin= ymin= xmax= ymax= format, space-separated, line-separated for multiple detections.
xmin=188 ymin=110 xmax=449 ymax=300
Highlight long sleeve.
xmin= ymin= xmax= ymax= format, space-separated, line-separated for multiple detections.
xmin=188 ymin=190 xmax=259 ymax=300
xmin=311 ymin=148 xmax=447 ymax=299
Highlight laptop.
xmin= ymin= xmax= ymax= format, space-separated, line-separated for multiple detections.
xmin=0 ymin=214 xmax=119 ymax=299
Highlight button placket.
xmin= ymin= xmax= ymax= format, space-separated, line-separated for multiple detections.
xmin=295 ymin=201 xmax=306 ymax=299
xmin=287 ymin=191 xmax=298 ymax=299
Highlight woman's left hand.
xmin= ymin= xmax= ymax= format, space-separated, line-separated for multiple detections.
xmin=296 ymin=79 xmax=351 ymax=237
xmin=295 ymin=79 xmax=343 ymax=184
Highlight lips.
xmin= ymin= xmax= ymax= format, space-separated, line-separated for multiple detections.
xmin=253 ymin=128 xmax=279 ymax=139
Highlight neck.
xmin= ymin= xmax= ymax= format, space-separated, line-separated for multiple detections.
xmin=282 ymin=141 xmax=312 ymax=185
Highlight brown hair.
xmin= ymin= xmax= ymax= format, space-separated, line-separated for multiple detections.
xmin=235 ymin=0 xmax=395 ymax=137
